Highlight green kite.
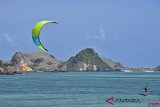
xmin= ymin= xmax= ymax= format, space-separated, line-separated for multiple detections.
xmin=32 ymin=20 xmax=57 ymax=51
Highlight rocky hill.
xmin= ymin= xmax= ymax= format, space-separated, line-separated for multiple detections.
xmin=65 ymin=48 xmax=123 ymax=71
xmin=0 ymin=52 xmax=63 ymax=73
xmin=154 ymin=65 xmax=160 ymax=71
xmin=22 ymin=52 xmax=62 ymax=71
xmin=102 ymin=58 xmax=125 ymax=71
xmin=0 ymin=52 xmax=33 ymax=72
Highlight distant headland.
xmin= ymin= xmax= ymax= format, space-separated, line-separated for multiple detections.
xmin=0 ymin=48 xmax=159 ymax=75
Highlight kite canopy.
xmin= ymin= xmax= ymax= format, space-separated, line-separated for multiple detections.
xmin=32 ymin=20 xmax=57 ymax=51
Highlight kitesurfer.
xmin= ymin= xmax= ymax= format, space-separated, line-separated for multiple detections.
xmin=144 ymin=86 xmax=147 ymax=96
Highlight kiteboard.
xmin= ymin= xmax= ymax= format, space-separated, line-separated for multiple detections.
xmin=139 ymin=93 xmax=147 ymax=96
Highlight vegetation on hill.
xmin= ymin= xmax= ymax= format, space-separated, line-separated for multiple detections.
xmin=66 ymin=48 xmax=113 ymax=71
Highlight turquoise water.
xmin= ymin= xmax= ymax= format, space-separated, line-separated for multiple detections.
xmin=0 ymin=72 xmax=160 ymax=107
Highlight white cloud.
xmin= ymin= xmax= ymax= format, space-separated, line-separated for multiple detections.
xmin=94 ymin=24 xmax=107 ymax=41
xmin=2 ymin=33 xmax=13 ymax=42
xmin=85 ymin=24 xmax=108 ymax=42
xmin=0 ymin=33 xmax=19 ymax=46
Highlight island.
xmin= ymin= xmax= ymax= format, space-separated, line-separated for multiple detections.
xmin=0 ymin=48 xmax=159 ymax=74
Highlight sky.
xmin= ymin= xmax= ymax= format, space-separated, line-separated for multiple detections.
xmin=0 ymin=0 xmax=160 ymax=67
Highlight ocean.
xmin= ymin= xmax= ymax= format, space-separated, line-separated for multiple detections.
xmin=0 ymin=72 xmax=159 ymax=107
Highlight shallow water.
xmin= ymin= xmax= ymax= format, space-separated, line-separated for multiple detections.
xmin=0 ymin=72 xmax=159 ymax=107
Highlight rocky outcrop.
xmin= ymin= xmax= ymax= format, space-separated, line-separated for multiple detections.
xmin=23 ymin=52 xmax=62 ymax=71
xmin=66 ymin=48 xmax=114 ymax=71
xmin=0 ymin=67 xmax=4 ymax=72
xmin=0 ymin=52 xmax=64 ymax=72
xmin=154 ymin=65 xmax=160 ymax=71
xmin=7 ymin=52 xmax=32 ymax=72
xmin=3 ymin=52 xmax=63 ymax=72
xmin=0 ymin=60 xmax=19 ymax=75
xmin=102 ymin=58 xmax=124 ymax=71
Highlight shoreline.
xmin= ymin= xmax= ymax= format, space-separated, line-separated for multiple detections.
xmin=0 ymin=70 xmax=159 ymax=75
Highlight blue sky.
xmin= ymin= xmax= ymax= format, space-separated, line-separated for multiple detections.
xmin=0 ymin=0 xmax=160 ymax=67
